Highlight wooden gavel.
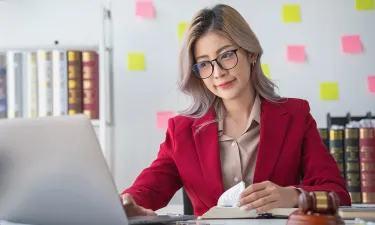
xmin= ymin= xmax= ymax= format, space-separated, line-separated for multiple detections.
xmin=287 ymin=191 xmax=344 ymax=225
xmin=298 ymin=191 xmax=340 ymax=215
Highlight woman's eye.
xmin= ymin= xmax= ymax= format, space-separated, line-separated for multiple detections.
xmin=198 ymin=62 xmax=209 ymax=68
xmin=221 ymin=51 xmax=234 ymax=59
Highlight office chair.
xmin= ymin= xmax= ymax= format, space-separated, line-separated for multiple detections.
xmin=182 ymin=188 xmax=194 ymax=215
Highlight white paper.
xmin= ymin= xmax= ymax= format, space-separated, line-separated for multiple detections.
xmin=217 ymin=181 xmax=245 ymax=207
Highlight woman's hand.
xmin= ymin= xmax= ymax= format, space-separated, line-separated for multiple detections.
xmin=237 ymin=181 xmax=300 ymax=213
xmin=121 ymin=193 xmax=157 ymax=217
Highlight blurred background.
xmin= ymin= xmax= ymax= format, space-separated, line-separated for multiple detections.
xmin=0 ymin=0 xmax=374 ymax=213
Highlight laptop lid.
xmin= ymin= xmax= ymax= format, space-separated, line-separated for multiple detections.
xmin=0 ymin=115 xmax=128 ymax=225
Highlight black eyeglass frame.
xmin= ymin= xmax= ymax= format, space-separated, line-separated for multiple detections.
xmin=191 ymin=48 xmax=241 ymax=79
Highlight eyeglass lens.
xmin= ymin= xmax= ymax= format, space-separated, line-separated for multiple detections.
xmin=192 ymin=50 xmax=238 ymax=79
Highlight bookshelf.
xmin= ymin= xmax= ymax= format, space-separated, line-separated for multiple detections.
xmin=326 ymin=112 xmax=374 ymax=129
xmin=318 ymin=112 xmax=375 ymax=206
xmin=0 ymin=3 xmax=114 ymax=171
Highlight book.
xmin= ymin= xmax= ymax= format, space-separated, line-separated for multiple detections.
xmin=345 ymin=123 xmax=362 ymax=204
xmin=52 ymin=50 xmax=68 ymax=116
xmin=330 ymin=125 xmax=346 ymax=178
xmin=26 ymin=52 xmax=38 ymax=118
xmin=82 ymin=51 xmax=99 ymax=120
xmin=37 ymin=50 xmax=53 ymax=117
xmin=359 ymin=126 xmax=375 ymax=204
xmin=199 ymin=181 xmax=297 ymax=219
xmin=0 ymin=53 xmax=6 ymax=119
xmin=319 ymin=128 xmax=329 ymax=151
xmin=339 ymin=206 xmax=375 ymax=220
xmin=67 ymin=50 xmax=83 ymax=115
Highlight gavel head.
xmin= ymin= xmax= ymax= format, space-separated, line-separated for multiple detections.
xmin=298 ymin=191 xmax=340 ymax=215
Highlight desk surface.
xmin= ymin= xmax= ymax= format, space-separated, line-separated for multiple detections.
xmin=184 ymin=219 xmax=357 ymax=225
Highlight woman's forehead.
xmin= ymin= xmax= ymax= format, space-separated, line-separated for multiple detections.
xmin=194 ymin=32 xmax=236 ymax=56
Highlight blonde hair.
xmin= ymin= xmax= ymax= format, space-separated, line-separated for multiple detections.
xmin=178 ymin=4 xmax=283 ymax=120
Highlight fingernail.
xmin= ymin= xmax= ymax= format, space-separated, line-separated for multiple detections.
xmin=234 ymin=202 xmax=240 ymax=207
xmin=249 ymin=209 xmax=257 ymax=213
xmin=240 ymin=206 xmax=248 ymax=211
xmin=123 ymin=200 xmax=128 ymax=205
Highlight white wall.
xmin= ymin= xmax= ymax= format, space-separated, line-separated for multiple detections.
xmin=0 ymin=0 xmax=374 ymax=207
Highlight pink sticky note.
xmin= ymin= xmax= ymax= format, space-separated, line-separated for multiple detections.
xmin=287 ymin=45 xmax=305 ymax=62
xmin=135 ymin=1 xmax=155 ymax=18
xmin=342 ymin=35 xmax=362 ymax=53
xmin=368 ymin=75 xmax=375 ymax=93
xmin=156 ymin=111 xmax=174 ymax=129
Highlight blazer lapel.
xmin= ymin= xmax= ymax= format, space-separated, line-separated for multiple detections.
xmin=192 ymin=108 xmax=225 ymax=202
xmin=253 ymin=98 xmax=291 ymax=183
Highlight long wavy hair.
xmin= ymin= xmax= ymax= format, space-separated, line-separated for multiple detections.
xmin=178 ymin=4 xmax=283 ymax=122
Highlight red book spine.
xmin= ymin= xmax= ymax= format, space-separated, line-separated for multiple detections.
xmin=82 ymin=51 xmax=99 ymax=120
xmin=359 ymin=127 xmax=375 ymax=203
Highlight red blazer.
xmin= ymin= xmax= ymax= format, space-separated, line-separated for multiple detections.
xmin=122 ymin=97 xmax=351 ymax=216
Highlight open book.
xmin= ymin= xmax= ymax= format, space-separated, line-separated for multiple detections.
xmin=199 ymin=181 xmax=297 ymax=219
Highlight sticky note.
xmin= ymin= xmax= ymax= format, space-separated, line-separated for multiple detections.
xmin=356 ymin=0 xmax=374 ymax=10
xmin=261 ymin=64 xmax=270 ymax=78
xmin=368 ymin=75 xmax=375 ymax=93
xmin=287 ymin=45 xmax=306 ymax=62
xmin=320 ymin=82 xmax=339 ymax=101
xmin=178 ymin=22 xmax=188 ymax=40
xmin=282 ymin=4 xmax=301 ymax=23
xmin=127 ymin=53 xmax=146 ymax=71
xmin=135 ymin=1 xmax=155 ymax=18
xmin=156 ymin=111 xmax=174 ymax=129
xmin=342 ymin=35 xmax=362 ymax=53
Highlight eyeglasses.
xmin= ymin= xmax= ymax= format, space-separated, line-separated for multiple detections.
xmin=191 ymin=48 xmax=240 ymax=79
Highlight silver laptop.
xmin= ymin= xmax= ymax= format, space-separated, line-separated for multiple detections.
xmin=0 ymin=115 xmax=195 ymax=225
xmin=0 ymin=114 xmax=128 ymax=225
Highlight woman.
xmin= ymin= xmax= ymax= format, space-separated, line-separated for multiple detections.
xmin=121 ymin=4 xmax=351 ymax=217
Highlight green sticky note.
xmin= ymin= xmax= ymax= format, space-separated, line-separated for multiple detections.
xmin=320 ymin=83 xmax=339 ymax=101
xmin=178 ymin=22 xmax=188 ymax=40
xmin=127 ymin=53 xmax=145 ymax=71
xmin=261 ymin=64 xmax=270 ymax=79
xmin=356 ymin=0 xmax=374 ymax=10
xmin=282 ymin=4 xmax=301 ymax=23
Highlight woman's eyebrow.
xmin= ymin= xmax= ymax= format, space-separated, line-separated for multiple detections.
xmin=195 ymin=44 xmax=234 ymax=61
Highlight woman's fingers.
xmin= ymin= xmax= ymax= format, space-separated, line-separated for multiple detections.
xmin=240 ymin=194 xmax=279 ymax=212
xmin=240 ymin=181 xmax=269 ymax=198
xmin=142 ymin=208 xmax=158 ymax=216
xmin=238 ymin=189 xmax=270 ymax=206
xmin=121 ymin=193 xmax=136 ymax=206
xmin=121 ymin=194 xmax=157 ymax=217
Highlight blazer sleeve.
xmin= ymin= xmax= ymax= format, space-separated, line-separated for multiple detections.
xmin=293 ymin=100 xmax=351 ymax=206
xmin=121 ymin=118 xmax=183 ymax=211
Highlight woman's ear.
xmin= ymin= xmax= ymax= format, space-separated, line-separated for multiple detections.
xmin=247 ymin=52 xmax=258 ymax=63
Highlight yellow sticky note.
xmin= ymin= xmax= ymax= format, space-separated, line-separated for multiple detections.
xmin=127 ymin=53 xmax=145 ymax=71
xmin=356 ymin=0 xmax=374 ymax=10
xmin=282 ymin=4 xmax=301 ymax=23
xmin=178 ymin=22 xmax=188 ymax=40
xmin=261 ymin=64 xmax=270 ymax=79
xmin=320 ymin=82 xmax=339 ymax=101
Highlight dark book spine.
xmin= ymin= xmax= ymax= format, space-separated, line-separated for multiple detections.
xmin=330 ymin=127 xmax=345 ymax=178
xmin=345 ymin=127 xmax=361 ymax=203
xmin=360 ymin=127 xmax=375 ymax=204
xmin=0 ymin=54 xmax=6 ymax=119
xmin=319 ymin=128 xmax=329 ymax=151
xmin=67 ymin=51 xmax=83 ymax=115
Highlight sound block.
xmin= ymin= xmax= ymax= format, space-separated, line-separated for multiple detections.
xmin=287 ymin=209 xmax=345 ymax=225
